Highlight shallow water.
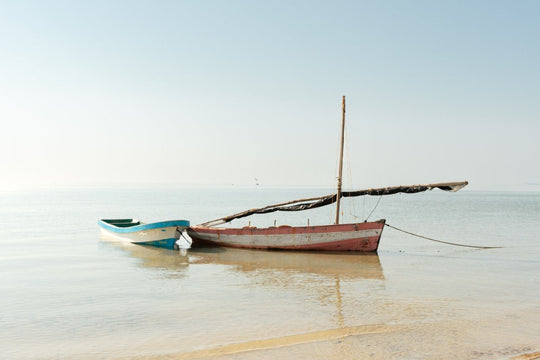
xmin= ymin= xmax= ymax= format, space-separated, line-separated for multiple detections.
xmin=1 ymin=188 xmax=538 ymax=359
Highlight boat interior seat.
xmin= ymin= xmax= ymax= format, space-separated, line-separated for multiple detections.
xmin=110 ymin=221 xmax=141 ymax=227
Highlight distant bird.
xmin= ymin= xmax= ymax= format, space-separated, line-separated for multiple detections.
xmin=254 ymin=178 xmax=259 ymax=186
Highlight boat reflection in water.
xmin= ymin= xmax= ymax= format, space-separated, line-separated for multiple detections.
xmin=103 ymin=237 xmax=383 ymax=284
xmin=189 ymin=247 xmax=384 ymax=281
xmin=196 ymin=248 xmax=384 ymax=322
xmin=189 ymin=247 xmax=384 ymax=325
xmin=102 ymin=237 xmax=385 ymax=336
xmin=101 ymin=237 xmax=190 ymax=275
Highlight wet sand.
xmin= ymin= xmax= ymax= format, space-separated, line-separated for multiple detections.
xmin=122 ymin=306 xmax=539 ymax=360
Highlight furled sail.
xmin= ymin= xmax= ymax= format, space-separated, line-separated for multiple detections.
xmin=201 ymin=181 xmax=468 ymax=226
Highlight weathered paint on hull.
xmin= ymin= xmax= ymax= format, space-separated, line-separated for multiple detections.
xmin=187 ymin=220 xmax=385 ymax=252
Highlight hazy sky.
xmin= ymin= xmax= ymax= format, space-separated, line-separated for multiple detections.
xmin=1 ymin=0 xmax=538 ymax=191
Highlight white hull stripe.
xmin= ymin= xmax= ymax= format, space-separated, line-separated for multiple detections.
xmin=100 ymin=227 xmax=180 ymax=243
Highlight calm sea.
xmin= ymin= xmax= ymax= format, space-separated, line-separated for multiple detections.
xmin=1 ymin=188 xmax=538 ymax=359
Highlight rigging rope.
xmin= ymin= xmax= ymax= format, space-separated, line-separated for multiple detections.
xmin=365 ymin=196 xmax=382 ymax=221
xmin=384 ymin=223 xmax=502 ymax=249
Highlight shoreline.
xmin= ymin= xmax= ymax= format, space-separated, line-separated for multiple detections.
xmin=120 ymin=321 xmax=539 ymax=360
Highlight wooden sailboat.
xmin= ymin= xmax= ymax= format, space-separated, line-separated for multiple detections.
xmin=186 ymin=97 xmax=467 ymax=252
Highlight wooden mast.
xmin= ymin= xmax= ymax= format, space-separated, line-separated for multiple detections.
xmin=335 ymin=96 xmax=346 ymax=224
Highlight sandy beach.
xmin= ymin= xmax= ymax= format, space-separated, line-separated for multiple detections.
xmin=122 ymin=307 xmax=539 ymax=360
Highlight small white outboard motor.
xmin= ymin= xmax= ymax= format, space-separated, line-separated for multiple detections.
xmin=174 ymin=227 xmax=192 ymax=253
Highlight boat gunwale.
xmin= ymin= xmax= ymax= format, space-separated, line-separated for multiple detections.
xmin=189 ymin=219 xmax=386 ymax=236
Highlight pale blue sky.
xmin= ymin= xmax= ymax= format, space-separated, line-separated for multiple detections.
xmin=1 ymin=0 xmax=538 ymax=190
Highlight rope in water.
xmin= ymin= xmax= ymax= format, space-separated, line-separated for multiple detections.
xmin=385 ymin=223 xmax=502 ymax=249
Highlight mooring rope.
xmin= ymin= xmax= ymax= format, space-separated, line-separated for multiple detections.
xmin=385 ymin=223 xmax=502 ymax=249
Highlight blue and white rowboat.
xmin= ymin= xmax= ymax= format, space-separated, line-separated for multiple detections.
xmin=98 ymin=219 xmax=190 ymax=249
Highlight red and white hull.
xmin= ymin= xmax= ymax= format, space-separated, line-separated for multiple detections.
xmin=187 ymin=220 xmax=385 ymax=252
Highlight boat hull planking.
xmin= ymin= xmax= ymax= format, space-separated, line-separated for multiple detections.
xmin=187 ymin=220 xmax=385 ymax=252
